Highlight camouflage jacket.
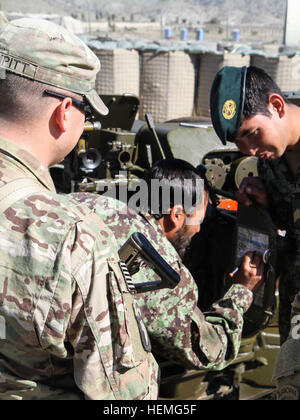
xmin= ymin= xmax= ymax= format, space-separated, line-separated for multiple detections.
xmin=72 ymin=193 xmax=253 ymax=371
xmin=0 ymin=137 xmax=159 ymax=400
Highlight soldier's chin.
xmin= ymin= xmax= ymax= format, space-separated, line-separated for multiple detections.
xmin=274 ymin=147 xmax=287 ymax=159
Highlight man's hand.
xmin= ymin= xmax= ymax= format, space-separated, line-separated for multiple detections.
xmin=235 ymin=252 xmax=264 ymax=293
xmin=236 ymin=177 xmax=268 ymax=208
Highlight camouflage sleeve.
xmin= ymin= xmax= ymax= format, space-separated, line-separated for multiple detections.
xmin=196 ymin=283 xmax=253 ymax=370
xmin=136 ymin=260 xmax=253 ymax=371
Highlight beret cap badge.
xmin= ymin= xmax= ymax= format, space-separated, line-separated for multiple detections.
xmin=222 ymin=99 xmax=236 ymax=120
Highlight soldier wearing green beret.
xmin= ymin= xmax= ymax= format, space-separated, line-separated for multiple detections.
xmin=210 ymin=65 xmax=300 ymax=400
xmin=0 ymin=18 xmax=161 ymax=400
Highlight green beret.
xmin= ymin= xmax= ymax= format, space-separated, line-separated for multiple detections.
xmin=210 ymin=66 xmax=247 ymax=145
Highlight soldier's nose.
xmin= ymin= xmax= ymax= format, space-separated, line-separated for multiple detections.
xmin=249 ymin=147 xmax=259 ymax=157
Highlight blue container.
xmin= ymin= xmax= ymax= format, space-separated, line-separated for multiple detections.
xmin=196 ymin=28 xmax=204 ymax=41
xmin=232 ymin=29 xmax=240 ymax=42
xmin=180 ymin=28 xmax=188 ymax=41
xmin=165 ymin=27 xmax=172 ymax=39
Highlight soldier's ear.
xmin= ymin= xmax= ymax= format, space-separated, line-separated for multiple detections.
xmin=170 ymin=205 xmax=185 ymax=228
xmin=55 ymin=98 xmax=73 ymax=132
xmin=268 ymin=94 xmax=286 ymax=119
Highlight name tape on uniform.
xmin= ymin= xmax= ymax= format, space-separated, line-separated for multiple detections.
xmin=0 ymin=53 xmax=38 ymax=79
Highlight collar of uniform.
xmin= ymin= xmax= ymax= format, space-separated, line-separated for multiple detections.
xmin=139 ymin=211 xmax=165 ymax=236
xmin=0 ymin=136 xmax=56 ymax=192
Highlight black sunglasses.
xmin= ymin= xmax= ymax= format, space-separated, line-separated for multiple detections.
xmin=44 ymin=90 xmax=93 ymax=121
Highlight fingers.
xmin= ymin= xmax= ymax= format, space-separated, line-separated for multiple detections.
xmin=239 ymin=176 xmax=264 ymax=189
xmin=251 ymin=252 xmax=264 ymax=275
xmin=242 ymin=252 xmax=264 ymax=274
xmin=237 ymin=177 xmax=268 ymax=207
xmin=236 ymin=188 xmax=253 ymax=206
xmin=235 ymin=251 xmax=265 ymax=291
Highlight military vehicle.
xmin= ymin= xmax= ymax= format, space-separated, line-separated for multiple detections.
xmin=50 ymin=92 xmax=287 ymax=400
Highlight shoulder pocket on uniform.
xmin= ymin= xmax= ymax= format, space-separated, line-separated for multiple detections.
xmin=107 ymin=259 xmax=155 ymax=400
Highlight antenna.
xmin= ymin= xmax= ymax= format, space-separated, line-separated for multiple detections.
xmin=283 ymin=0 xmax=288 ymax=45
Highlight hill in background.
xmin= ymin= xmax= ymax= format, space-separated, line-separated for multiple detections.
xmin=0 ymin=0 xmax=287 ymax=27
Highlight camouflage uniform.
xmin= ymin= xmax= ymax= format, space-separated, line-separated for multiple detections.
xmin=72 ymin=192 xmax=253 ymax=371
xmin=0 ymin=137 xmax=159 ymax=400
xmin=258 ymin=157 xmax=300 ymax=344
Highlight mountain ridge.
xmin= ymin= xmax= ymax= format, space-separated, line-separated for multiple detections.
xmin=0 ymin=0 xmax=287 ymax=26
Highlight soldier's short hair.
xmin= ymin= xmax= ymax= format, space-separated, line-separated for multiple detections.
xmin=0 ymin=72 xmax=83 ymax=125
xmin=143 ymin=158 xmax=205 ymax=219
xmin=0 ymin=72 xmax=46 ymax=124
xmin=243 ymin=66 xmax=287 ymax=119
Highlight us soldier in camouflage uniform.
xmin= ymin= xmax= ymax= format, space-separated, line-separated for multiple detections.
xmin=72 ymin=159 xmax=264 ymax=374
xmin=0 ymin=18 xmax=159 ymax=400
xmin=209 ymin=66 xmax=300 ymax=399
